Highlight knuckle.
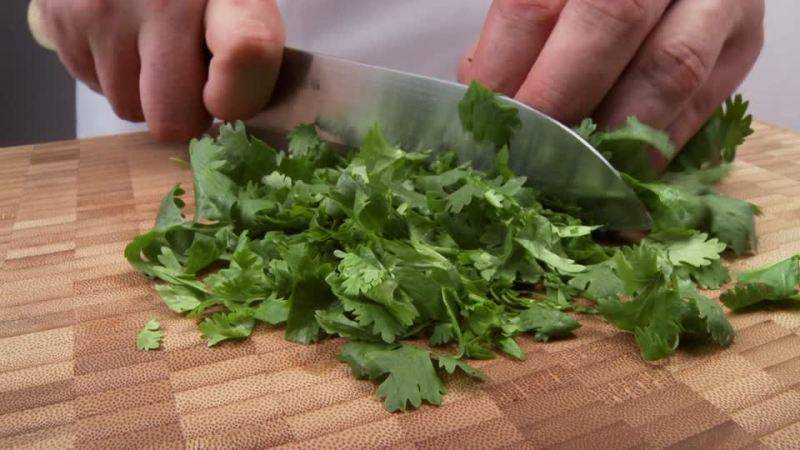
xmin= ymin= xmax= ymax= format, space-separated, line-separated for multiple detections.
xmin=75 ymin=0 xmax=113 ymax=19
xmin=209 ymin=21 xmax=285 ymax=64
xmin=38 ymin=0 xmax=59 ymax=23
xmin=517 ymin=78 xmax=574 ymax=123
xmin=639 ymin=41 xmax=710 ymax=96
xmin=575 ymin=0 xmax=649 ymax=28
xmin=494 ymin=0 xmax=564 ymax=22
xmin=109 ymin=98 xmax=143 ymax=122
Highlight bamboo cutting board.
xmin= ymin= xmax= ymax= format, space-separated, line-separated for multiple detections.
xmin=1 ymin=123 xmax=800 ymax=449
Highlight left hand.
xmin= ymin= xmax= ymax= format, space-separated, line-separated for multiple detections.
xmin=459 ymin=0 xmax=765 ymax=152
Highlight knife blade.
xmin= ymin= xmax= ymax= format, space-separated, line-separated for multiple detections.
xmin=246 ymin=48 xmax=652 ymax=230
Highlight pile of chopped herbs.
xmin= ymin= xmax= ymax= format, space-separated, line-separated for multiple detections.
xmin=128 ymin=82 xmax=789 ymax=412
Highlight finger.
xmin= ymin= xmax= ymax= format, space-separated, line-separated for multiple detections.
xmin=456 ymin=39 xmax=479 ymax=83
xmin=203 ymin=0 xmax=285 ymax=121
xmin=88 ymin=21 xmax=144 ymax=121
xmin=39 ymin=0 xmax=100 ymax=91
xmin=594 ymin=0 xmax=739 ymax=131
xmin=458 ymin=0 xmax=565 ymax=96
xmin=515 ymin=0 xmax=672 ymax=124
xmin=666 ymin=18 xmax=764 ymax=153
xmin=139 ymin=1 xmax=211 ymax=141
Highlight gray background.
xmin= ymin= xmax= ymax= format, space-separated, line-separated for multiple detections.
xmin=0 ymin=2 xmax=75 ymax=146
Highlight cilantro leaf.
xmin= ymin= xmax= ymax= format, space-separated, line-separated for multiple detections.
xmin=155 ymin=284 xmax=204 ymax=314
xmin=613 ymin=245 xmax=662 ymax=295
xmin=661 ymin=232 xmax=726 ymax=268
xmin=690 ymin=259 xmax=732 ymax=289
xmin=592 ymin=117 xmax=675 ymax=180
xmin=217 ymin=121 xmax=278 ymax=185
xmin=339 ymin=342 xmax=446 ymax=412
xmin=315 ymin=305 xmax=380 ymax=342
xmin=437 ymin=354 xmax=487 ymax=381
xmin=720 ymin=255 xmax=800 ymax=310
xmin=288 ymin=123 xmax=323 ymax=157
xmin=680 ymin=283 xmax=735 ymax=346
xmin=199 ymin=309 xmax=255 ymax=346
xmin=504 ymin=304 xmax=581 ymax=342
xmin=706 ymin=194 xmax=760 ymax=256
xmin=189 ymin=136 xmax=238 ymax=221
xmin=253 ymin=296 xmax=289 ymax=325
xmin=285 ymin=245 xmax=336 ymax=344
xmin=154 ymin=184 xmax=186 ymax=229
xmin=568 ymin=262 xmax=623 ymax=301
xmin=496 ymin=336 xmax=526 ymax=360
xmin=458 ymin=80 xmax=521 ymax=148
xmin=334 ymin=249 xmax=387 ymax=296
xmin=671 ymin=95 xmax=754 ymax=170
xmin=136 ymin=318 xmax=162 ymax=351
xmin=516 ymin=238 xmax=586 ymax=275
xmin=598 ymin=284 xmax=686 ymax=361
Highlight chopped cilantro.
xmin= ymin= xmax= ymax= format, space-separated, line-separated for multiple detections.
xmin=136 ymin=318 xmax=162 ymax=351
xmin=126 ymin=83 xmax=767 ymax=411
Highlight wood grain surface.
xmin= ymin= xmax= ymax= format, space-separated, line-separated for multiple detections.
xmin=1 ymin=123 xmax=800 ymax=449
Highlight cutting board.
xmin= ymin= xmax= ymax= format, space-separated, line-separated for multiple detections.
xmin=2 ymin=123 xmax=800 ymax=449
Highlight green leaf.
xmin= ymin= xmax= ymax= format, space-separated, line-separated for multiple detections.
xmin=447 ymin=182 xmax=484 ymax=214
xmin=573 ymin=118 xmax=597 ymax=140
xmin=598 ymin=284 xmax=686 ymax=360
xmin=357 ymin=123 xmax=407 ymax=175
xmin=437 ymin=354 xmax=487 ymax=380
xmin=720 ymin=255 xmax=800 ymax=310
xmin=288 ymin=123 xmax=323 ymax=157
xmin=154 ymin=184 xmax=186 ymax=229
xmin=680 ymin=283 xmax=735 ymax=346
xmin=285 ymin=245 xmax=336 ymax=344
xmin=155 ymin=284 xmax=204 ymax=314
xmin=335 ymin=249 xmax=387 ymax=296
xmin=189 ymin=136 xmax=238 ymax=221
xmin=625 ymin=175 xmax=707 ymax=231
xmin=516 ymin=238 xmax=586 ymax=275
xmin=569 ymin=262 xmax=623 ymax=301
xmin=671 ymin=95 xmax=754 ymax=170
xmin=315 ymin=305 xmax=380 ymax=342
xmin=458 ymin=80 xmax=521 ymax=148
xmin=253 ymin=296 xmax=290 ymax=325
xmin=706 ymin=194 xmax=759 ymax=256
xmin=505 ymin=304 xmax=581 ymax=342
xmin=183 ymin=233 xmax=224 ymax=274
xmin=340 ymin=296 xmax=410 ymax=344
xmin=204 ymin=245 xmax=269 ymax=304
xmin=661 ymin=232 xmax=726 ymax=268
xmin=594 ymin=117 xmax=675 ymax=180
xmin=496 ymin=336 xmax=526 ymax=360
xmin=429 ymin=323 xmax=455 ymax=346
xmin=690 ymin=259 xmax=732 ymax=289
xmin=199 ymin=309 xmax=255 ymax=346
xmin=339 ymin=342 xmax=446 ymax=412
xmin=613 ymin=245 xmax=662 ymax=295
xmin=136 ymin=318 xmax=162 ymax=351
xmin=217 ymin=121 xmax=278 ymax=185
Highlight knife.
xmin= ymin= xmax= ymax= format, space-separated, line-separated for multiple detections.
xmin=246 ymin=48 xmax=652 ymax=230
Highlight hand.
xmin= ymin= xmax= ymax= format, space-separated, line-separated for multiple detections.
xmin=459 ymin=0 xmax=765 ymax=153
xmin=38 ymin=0 xmax=285 ymax=141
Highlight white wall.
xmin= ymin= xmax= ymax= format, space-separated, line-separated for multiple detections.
xmin=738 ymin=0 xmax=800 ymax=130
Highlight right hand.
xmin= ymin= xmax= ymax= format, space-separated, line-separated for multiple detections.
xmin=38 ymin=0 xmax=285 ymax=141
